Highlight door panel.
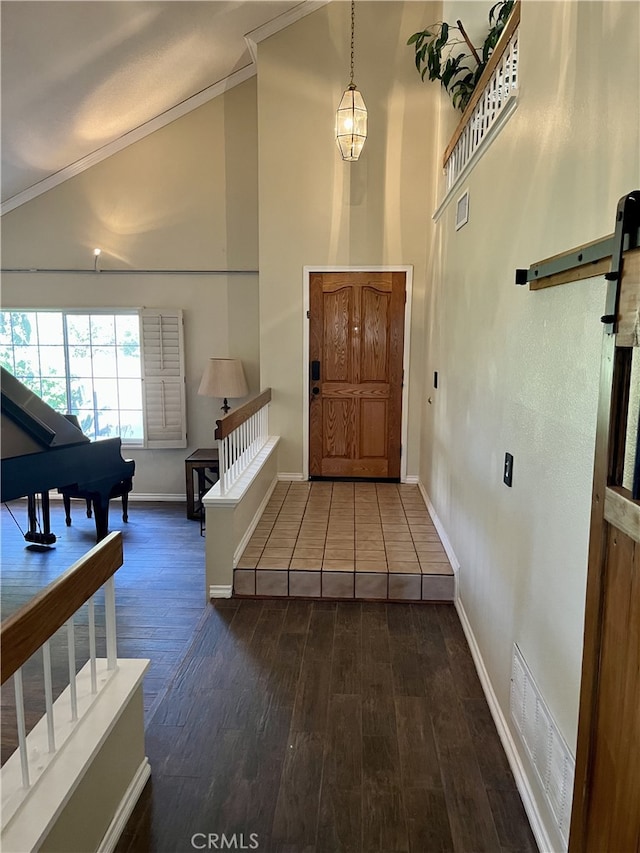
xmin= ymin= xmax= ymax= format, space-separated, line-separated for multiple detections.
xmin=324 ymin=288 xmax=352 ymax=381
xmin=361 ymin=288 xmax=389 ymax=381
xmin=585 ymin=529 xmax=639 ymax=851
xmin=570 ymin=211 xmax=640 ymax=852
xmin=360 ymin=399 xmax=387 ymax=457
xmin=309 ymin=271 xmax=405 ymax=479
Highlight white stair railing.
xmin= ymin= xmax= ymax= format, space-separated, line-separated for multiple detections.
xmin=1 ymin=533 xmax=122 ymax=810
xmin=215 ymin=389 xmax=272 ymax=494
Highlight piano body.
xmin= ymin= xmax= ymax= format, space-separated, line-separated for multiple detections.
xmin=1 ymin=367 xmax=135 ymax=544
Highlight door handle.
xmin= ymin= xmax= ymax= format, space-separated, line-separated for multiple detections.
xmin=312 ymin=386 xmax=320 ymax=395
xmin=311 ymin=361 xmax=321 ymax=381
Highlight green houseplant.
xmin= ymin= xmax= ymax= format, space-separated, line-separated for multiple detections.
xmin=408 ymin=0 xmax=515 ymax=112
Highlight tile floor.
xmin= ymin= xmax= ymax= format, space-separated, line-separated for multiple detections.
xmin=234 ymin=481 xmax=455 ymax=602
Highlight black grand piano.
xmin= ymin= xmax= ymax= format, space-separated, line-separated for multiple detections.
xmin=1 ymin=367 xmax=135 ymax=544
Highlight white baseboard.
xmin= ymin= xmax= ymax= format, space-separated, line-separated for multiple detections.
xmin=127 ymin=494 xmax=185 ymax=502
xmin=277 ymin=472 xmax=306 ymax=482
xmin=456 ymin=597 xmax=552 ymax=853
xmin=417 ymin=482 xmax=460 ymax=574
xmin=233 ymin=476 xmax=278 ymax=567
xmin=43 ymin=493 xmax=186 ymax=503
xmin=419 ymin=479 xmax=550 ymax=850
xmin=210 ymin=584 xmax=233 ymax=598
xmin=99 ymin=757 xmax=151 ymax=853
xmin=404 ymin=474 xmax=419 ymax=484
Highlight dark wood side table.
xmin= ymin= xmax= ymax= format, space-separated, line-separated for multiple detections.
xmin=185 ymin=448 xmax=220 ymax=522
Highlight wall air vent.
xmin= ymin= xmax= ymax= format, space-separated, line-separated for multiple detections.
xmin=510 ymin=644 xmax=575 ymax=850
xmin=455 ymin=189 xmax=469 ymax=230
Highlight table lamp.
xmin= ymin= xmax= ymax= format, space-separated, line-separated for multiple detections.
xmin=198 ymin=358 xmax=248 ymax=414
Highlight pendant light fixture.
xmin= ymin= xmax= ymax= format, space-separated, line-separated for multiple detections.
xmin=335 ymin=0 xmax=367 ymax=161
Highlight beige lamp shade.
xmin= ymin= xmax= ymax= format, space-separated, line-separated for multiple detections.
xmin=198 ymin=358 xmax=248 ymax=400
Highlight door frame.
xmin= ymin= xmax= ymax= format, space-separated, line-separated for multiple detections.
xmin=302 ymin=265 xmax=413 ymax=482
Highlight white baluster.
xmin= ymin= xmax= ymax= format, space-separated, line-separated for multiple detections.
xmin=14 ymin=669 xmax=30 ymax=788
xmin=67 ymin=617 xmax=78 ymax=721
xmin=42 ymin=640 xmax=56 ymax=752
xmin=88 ymin=596 xmax=97 ymax=694
xmin=105 ymin=577 xmax=117 ymax=671
xmin=220 ymin=437 xmax=227 ymax=493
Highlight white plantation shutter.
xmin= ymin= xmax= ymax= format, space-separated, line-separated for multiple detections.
xmin=141 ymin=309 xmax=187 ymax=448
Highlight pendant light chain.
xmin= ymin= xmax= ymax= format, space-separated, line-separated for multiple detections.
xmin=350 ymin=0 xmax=355 ymax=86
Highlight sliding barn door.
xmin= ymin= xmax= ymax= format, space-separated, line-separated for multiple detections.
xmin=570 ymin=193 xmax=640 ymax=852
xmin=309 ymin=271 xmax=405 ymax=479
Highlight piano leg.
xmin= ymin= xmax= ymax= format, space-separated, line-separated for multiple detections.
xmin=122 ymin=490 xmax=129 ymax=523
xmin=63 ymin=493 xmax=72 ymax=526
xmin=86 ymin=498 xmax=93 ymax=518
xmin=25 ymin=492 xmax=57 ymax=545
xmin=91 ymin=495 xmax=111 ymax=542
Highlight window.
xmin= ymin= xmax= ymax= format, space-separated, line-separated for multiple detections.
xmin=0 ymin=308 xmax=186 ymax=448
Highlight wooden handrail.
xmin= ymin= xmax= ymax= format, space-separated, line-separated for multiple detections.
xmin=215 ymin=388 xmax=272 ymax=441
xmin=442 ymin=0 xmax=521 ymax=168
xmin=1 ymin=532 xmax=123 ymax=685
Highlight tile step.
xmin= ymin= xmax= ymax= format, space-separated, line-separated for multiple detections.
xmin=233 ymin=568 xmax=454 ymax=602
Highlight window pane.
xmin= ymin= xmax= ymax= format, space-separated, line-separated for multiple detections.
xmin=66 ymin=315 xmax=90 ymax=345
xmin=13 ymin=346 xmax=40 ymax=377
xmin=93 ymin=378 xmax=119 ymax=410
xmin=94 ymin=410 xmax=120 ymax=439
xmin=21 ymin=376 xmax=42 ymax=396
xmin=39 ymin=345 xmax=66 ymax=377
xmin=92 ymin=346 xmax=117 ymax=377
xmin=116 ymin=345 xmax=141 ymax=378
xmin=40 ymin=378 xmax=68 ymax=411
xmin=0 ymin=314 xmax=12 ymax=345
xmin=91 ymin=315 xmax=115 ymax=345
xmin=0 ymin=345 xmax=14 ymax=371
xmin=69 ymin=378 xmax=94 ymax=411
xmin=119 ymin=411 xmax=143 ymax=443
xmin=36 ymin=313 xmax=64 ymax=345
xmin=76 ymin=412 xmax=96 ymax=440
xmin=116 ymin=314 xmax=140 ymax=345
xmin=68 ymin=345 xmax=92 ymax=378
xmin=12 ymin=313 xmax=38 ymax=346
xmin=117 ymin=378 xmax=143 ymax=409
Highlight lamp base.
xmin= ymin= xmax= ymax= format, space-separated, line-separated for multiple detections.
xmin=221 ymin=398 xmax=231 ymax=414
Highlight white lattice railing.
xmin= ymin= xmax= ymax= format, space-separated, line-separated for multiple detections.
xmin=443 ymin=5 xmax=520 ymax=192
xmin=215 ymin=389 xmax=271 ymax=493
xmin=1 ymin=533 xmax=122 ymax=824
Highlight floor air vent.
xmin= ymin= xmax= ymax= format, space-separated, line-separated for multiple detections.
xmin=510 ymin=644 xmax=575 ymax=849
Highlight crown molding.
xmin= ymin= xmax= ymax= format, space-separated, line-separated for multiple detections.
xmin=244 ymin=0 xmax=330 ymax=62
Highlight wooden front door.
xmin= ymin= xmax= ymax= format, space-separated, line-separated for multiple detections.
xmin=308 ymin=271 xmax=405 ymax=479
xmin=570 ymin=194 xmax=640 ymax=852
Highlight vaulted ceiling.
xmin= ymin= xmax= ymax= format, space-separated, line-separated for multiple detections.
xmin=1 ymin=1 xmax=326 ymax=211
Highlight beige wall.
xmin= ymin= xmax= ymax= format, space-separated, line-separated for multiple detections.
xmin=2 ymin=4 xmax=639 ymax=843
xmin=1 ymin=78 xmax=260 ymax=495
xmin=423 ymin=1 xmax=639 ymax=845
xmin=258 ymin=1 xmax=440 ymax=475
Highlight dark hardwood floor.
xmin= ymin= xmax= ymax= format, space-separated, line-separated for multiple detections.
xmin=115 ymin=599 xmax=538 ymax=853
xmin=2 ymin=500 xmax=537 ymax=852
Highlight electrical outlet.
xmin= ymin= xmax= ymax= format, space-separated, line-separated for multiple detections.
xmin=504 ymin=453 xmax=514 ymax=487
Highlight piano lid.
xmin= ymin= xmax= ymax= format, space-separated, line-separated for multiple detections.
xmin=1 ymin=367 xmax=90 ymax=460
